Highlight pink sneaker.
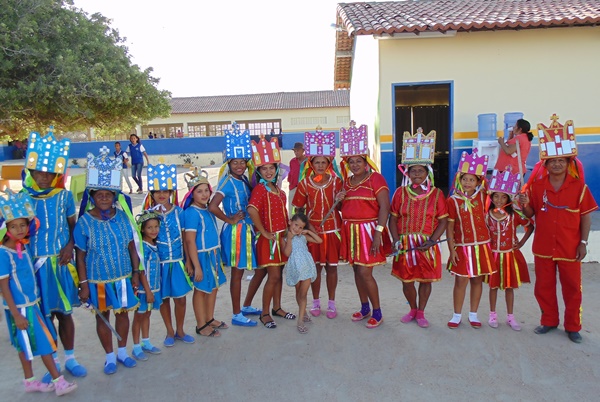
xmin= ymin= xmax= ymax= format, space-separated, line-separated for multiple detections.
xmin=54 ymin=376 xmax=77 ymax=396
xmin=400 ymin=308 xmax=417 ymax=324
xmin=415 ymin=310 xmax=429 ymax=328
xmin=24 ymin=379 xmax=54 ymax=393
xmin=506 ymin=315 xmax=521 ymax=331
xmin=488 ymin=312 xmax=499 ymax=328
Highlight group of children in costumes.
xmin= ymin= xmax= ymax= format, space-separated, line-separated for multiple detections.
xmin=1 ymin=115 xmax=596 ymax=393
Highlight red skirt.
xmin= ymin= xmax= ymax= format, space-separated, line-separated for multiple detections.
xmin=340 ymin=220 xmax=392 ymax=267
xmin=392 ymin=234 xmax=442 ymax=282
xmin=447 ymin=243 xmax=495 ymax=278
xmin=309 ymin=231 xmax=342 ymax=266
xmin=255 ymin=231 xmax=288 ymax=268
xmin=485 ymin=249 xmax=530 ymax=290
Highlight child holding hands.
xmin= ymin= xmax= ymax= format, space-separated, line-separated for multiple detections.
xmin=283 ymin=213 xmax=322 ymax=334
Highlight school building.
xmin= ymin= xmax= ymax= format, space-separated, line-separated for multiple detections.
xmin=334 ymin=0 xmax=600 ymax=198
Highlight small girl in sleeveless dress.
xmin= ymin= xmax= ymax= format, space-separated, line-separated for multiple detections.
xmin=283 ymin=213 xmax=323 ymax=334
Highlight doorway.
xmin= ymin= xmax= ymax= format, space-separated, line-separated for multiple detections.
xmin=393 ymin=83 xmax=452 ymax=195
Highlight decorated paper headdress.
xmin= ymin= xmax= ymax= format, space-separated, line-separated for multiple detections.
xmin=401 ymin=128 xmax=436 ymax=165
xmin=86 ymin=146 xmax=122 ymax=191
xmin=184 ymin=167 xmax=210 ymax=190
xmin=339 ymin=121 xmax=368 ymax=157
xmin=250 ymin=134 xmax=281 ymax=167
xmin=0 ymin=190 xmax=36 ymax=223
xmin=224 ymin=122 xmax=252 ymax=161
xmin=489 ymin=169 xmax=521 ymax=196
xmin=25 ymin=127 xmax=70 ymax=174
xmin=136 ymin=208 xmax=163 ymax=229
xmin=304 ymin=126 xmax=336 ymax=158
xmin=457 ymin=148 xmax=489 ymax=177
xmin=537 ymin=114 xmax=577 ymax=160
xmin=148 ymin=164 xmax=178 ymax=191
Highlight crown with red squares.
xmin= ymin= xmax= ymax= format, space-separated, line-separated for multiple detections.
xmin=304 ymin=126 xmax=336 ymax=158
xmin=339 ymin=121 xmax=368 ymax=157
xmin=250 ymin=134 xmax=282 ymax=167
xmin=537 ymin=114 xmax=577 ymax=160
xmin=457 ymin=148 xmax=489 ymax=177
xmin=489 ymin=169 xmax=521 ymax=196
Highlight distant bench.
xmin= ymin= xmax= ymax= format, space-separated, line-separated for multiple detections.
xmin=0 ymin=165 xmax=24 ymax=191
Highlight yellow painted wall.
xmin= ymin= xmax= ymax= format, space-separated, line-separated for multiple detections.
xmin=146 ymin=107 xmax=350 ymax=133
xmin=375 ymin=26 xmax=600 ymax=140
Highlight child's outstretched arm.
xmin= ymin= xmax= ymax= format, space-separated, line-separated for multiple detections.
xmin=0 ymin=278 xmax=28 ymax=330
xmin=303 ymin=229 xmax=323 ymax=244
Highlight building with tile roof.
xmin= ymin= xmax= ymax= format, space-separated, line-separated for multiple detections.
xmin=334 ymin=0 xmax=600 ymax=197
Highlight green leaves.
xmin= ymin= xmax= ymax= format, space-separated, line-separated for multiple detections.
xmin=0 ymin=0 xmax=171 ymax=139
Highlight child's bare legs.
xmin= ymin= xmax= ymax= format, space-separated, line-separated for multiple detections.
xmin=311 ymin=265 xmax=323 ymax=300
xmin=469 ymin=276 xmax=484 ymax=313
xmin=192 ymin=289 xmax=209 ymax=335
xmin=271 ymin=266 xmax=287 ymax=314
xmin=96 ymin=312 xmax=114 ymax=354
xmin=488 ymin=287 xmax=499 ymax=328
xmin=505 ymin=288 xmax=514 ymax=315
xmin=132 ymin=312 xmax=143 ymax=345
xmin=325 ymin=264 xmax=338 ymax=300
xmin=261 ymin=266 xmax=281 ymax=323
xmin=206 ymin=289 xmax=226 ymax=328
xmin=403 ymin=282 xmax=418 ymax=310
xmin=296 ymin=279 xmax=311 ymax=331
xmin=243 ymin=269 xmax=266 ymax=308
xmin=448 ymin=276 xmax=468 ymax=326
xmin=418 ymin=283 xmax=432 ymax=311
xmin=354 ymin=264 xmax=382 ymax=324
xmin=230 ymin=268 xmax=244 ymax=314
xmin=159 ymin=299 xmax=174 ymax=338
xmin=160 ymin=297 xmax=188 ymax=338
xmin=19 ymin=352 xmax=60 ymax=380
xmin=54 ymin=312 xmax=75 ymax=350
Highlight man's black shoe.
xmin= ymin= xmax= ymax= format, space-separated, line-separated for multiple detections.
xmin=534 ymin=325 xmax=558 ymax=334
xmin=566 ymin=331 xmax=583 ymax=343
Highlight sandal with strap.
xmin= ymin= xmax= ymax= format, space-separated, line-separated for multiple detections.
xmin=207 ymin=318 xmax=229 ymax=330
xmin=259 ymin=314 xmax=277 ymax=329
xmin=297 ymin=325 xmax=309 ymax=334
xmin=303 ymin=315 xmax=312 ymax=323
xmin=195 ymin=322 xmax=220 ymax=337
xmin=272 ymin=308 xmax=296 ymax=320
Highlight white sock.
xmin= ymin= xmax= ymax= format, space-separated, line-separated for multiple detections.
xmin=105 ymin=352 xmax=116 ymax=365
xmin=117 ymin=347 xmax=129 ymax=361
xmin=469 ymin=312 xmax=480 ymax=323
xmin=449 ymin=313 xmax=462 ymax=324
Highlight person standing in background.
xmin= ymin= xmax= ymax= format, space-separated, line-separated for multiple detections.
xmin=287 ymin=142 xmax=306 ymax=214
xmin=114 ymin=142 xmax=133 ymax=195
xmin=126 ymin=134 xmax=150 ymax=194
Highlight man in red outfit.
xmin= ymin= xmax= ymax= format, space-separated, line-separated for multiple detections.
xmin=520 ymin=156 xmax=597 ymax=343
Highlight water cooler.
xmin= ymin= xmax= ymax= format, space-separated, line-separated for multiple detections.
xmin=472 ymin=113 xmax=499 ymax=172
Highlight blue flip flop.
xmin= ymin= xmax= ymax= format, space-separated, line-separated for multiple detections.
xmin=174 ymin=333 xmax=195 ymax=344
xmin=232 ymin=314 xmax=258 ymax=327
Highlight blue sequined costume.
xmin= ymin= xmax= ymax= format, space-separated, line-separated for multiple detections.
xmin=157 ymin=205 xmax=192 ymax=298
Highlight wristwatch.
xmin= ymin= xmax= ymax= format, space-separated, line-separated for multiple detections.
xmin=580 ymin=240 xmax=588 ymax=246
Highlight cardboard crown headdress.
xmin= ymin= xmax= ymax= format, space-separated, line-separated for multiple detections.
xmin=25 ymin=127 xmax=70 ymax=174
xmin=250 ymin=134 xmax=281 ymax=167
xmin=136 ymin=208 xmax=163 ymax=228
xmin=489 ymin=169 xmax=521 ymax=196
xmin=0 ymin=190 xmax=36 ymax=222
xmin=537 ymin=114 xmax=577 ymax=160
xmin=85 ymin=146 xmax=122 ymax=191
xmin=339 ymin=121 xmax=368 ymax=157
xmin=304 ymin=126 xmax=336 ymax=158
xmin=457 ymin=148 xmax=489 ymax=177
xmin=224 ymin=122 xmax=252 ymax=161
xmin=148 ymin=164 xmax=178 ymax=191
xmin=401 ymin=127 xmax=436 ymax=165
xmin=184 ymin=167 xmax=210 ymax=190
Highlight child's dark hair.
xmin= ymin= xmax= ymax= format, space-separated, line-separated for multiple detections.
xmin=291 ymin=212 xmax=309 ymax=226
xmin=489 ymin=192 xmax=514 ymax=215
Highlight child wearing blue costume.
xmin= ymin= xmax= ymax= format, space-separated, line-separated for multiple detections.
xmin=143 ymin=164 xmax=194 ymax=346
xmin=21 ymin=130 xmax=87 ymax=380
xmin=74 ymin=148 xmax=142 ymax=375
xmin=131 ymin=210 xmax=163 ymax=361
xmin=0 ymin=190 xmax=77 ymax=395
xmin=208 ymin=124 xmax=262 ymax=327
xmin=182 ymin=170 xmax=227 ymax=337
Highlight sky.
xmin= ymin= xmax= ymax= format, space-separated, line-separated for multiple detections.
xmin=74 ymin=0 xmax=344 ymax=98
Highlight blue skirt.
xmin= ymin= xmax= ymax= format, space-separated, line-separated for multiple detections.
xmin=88 ymin=278 xmax=139 ymax=313
xmin=160 ymin=260 xmax=193 ymax=299
xmin=137 ymin=290 xmax=162 ymax=313
xmin=4 ymin=304 xmax=57 ymax=358
xmin=193 ymin=248 xmax=226 ymax=294
xmin=220 ymin=222 xmax=257 ymax=270
xmin=35 ymin=257 xmax=81 ymax=316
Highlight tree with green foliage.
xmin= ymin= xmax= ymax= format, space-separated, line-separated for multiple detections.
xmin=0 ymin=0 xmax=171 ymax=140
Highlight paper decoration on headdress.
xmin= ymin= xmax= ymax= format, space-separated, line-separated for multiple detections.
xmin=85 ymin=146 xmax=122 ymax=190
xmin=537 ymin=114 xmax=577 ymax=160
xmin=148 ymin=164 xmax=177 ymax=191
xmin=489 ymin=169 xmax=521 ymax=196
xmin=25 ymin=127 xmax=70 ymax=174
xmin=136 ymin=208 xmax=163 ymax=228
xmin=0 ymin=190 xmax=36 ymax=222
xmin=250 ymin=134 xmax=281 ymax=167
xmin=339 ymin=121 xmax=368 ymax=157
xmin=457 ymin=148 xmax=489 ymax=176
xmin=304 ymin=126 xmax=336 ymax=158
xmin=401 ymin=127 xmax=436 ymax=165
xmin=184 ymin=167 xmax=210 ymax=190
xmin=224 ymin=122 xmax=252 ymax=161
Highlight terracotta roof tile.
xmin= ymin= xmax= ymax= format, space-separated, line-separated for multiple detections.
xmin=337 ymin=0 xmax=600 ymax=35
xmin=170 ymin=90 xmax=350 ymax=114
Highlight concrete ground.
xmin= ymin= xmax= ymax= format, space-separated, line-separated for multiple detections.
xmin=0 ymin=165 xmax=599 ymax=401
